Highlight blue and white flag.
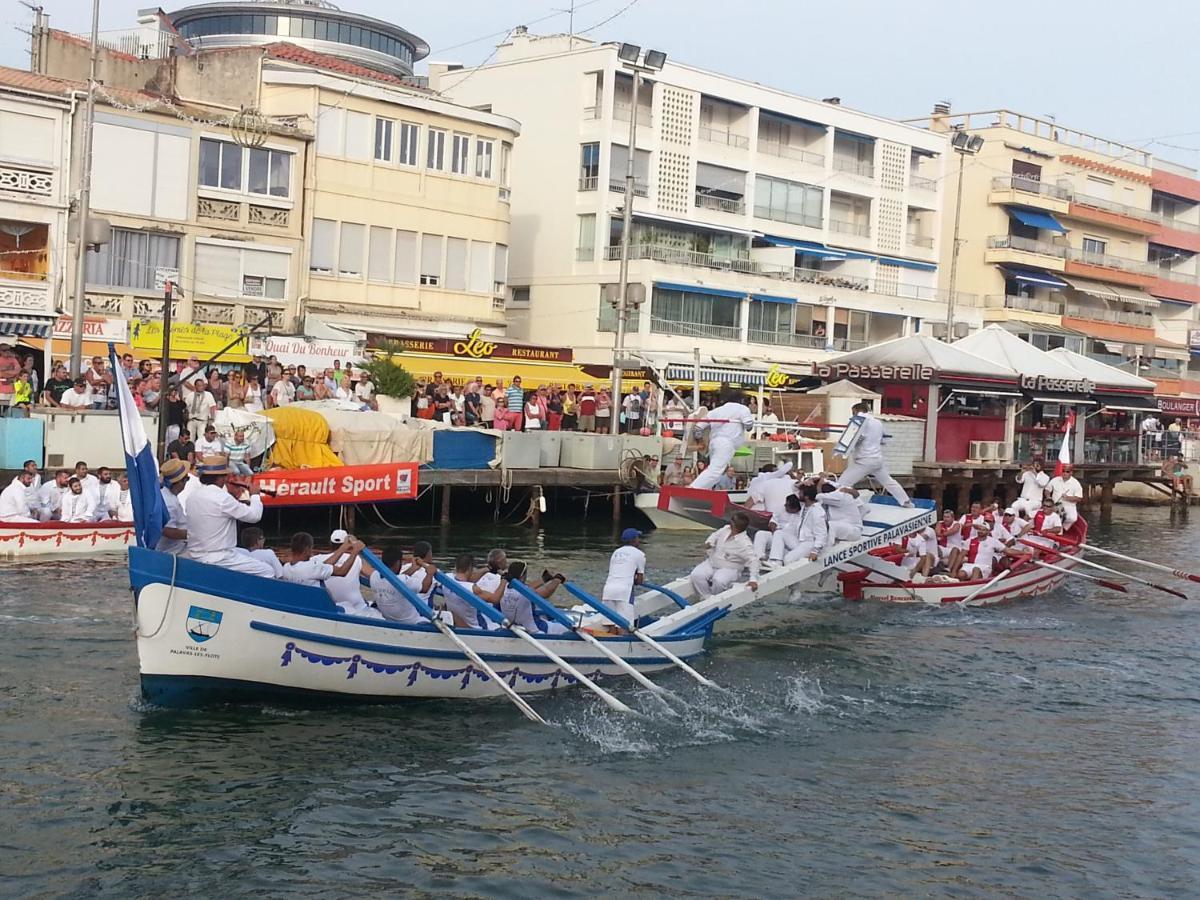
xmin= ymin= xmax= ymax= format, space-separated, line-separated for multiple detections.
xmin=110 ymin=344 xmax=167 ymax=548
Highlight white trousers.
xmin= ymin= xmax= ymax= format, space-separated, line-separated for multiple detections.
xmin=188 ymin=548 xmax=277 ymax=579
xmin=783 ymin=541 xmax=822 ymax=564
xmin=1060 ymin=503 xmax=1078 ymax=527
xmin=689 ymin=560 xmax=740 ymax=597
xmin=828 ymin=521 xmax=862 ymax=543
xmin=840 ymin=456 xmax=910 ymax=505
xmin=753 ymin=529 xmax=798 ymax=561
xmin=1012 ymin=497 xmax=1040 ymax=518
xmin=691 ymin=438 xmax=738 ymax=490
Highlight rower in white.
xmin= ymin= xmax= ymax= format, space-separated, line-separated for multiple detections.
xmin=1013 ymin=460 xmax=1050 ymax=518
xmin=319 ymin=528 xmax=372 ymax=616
xmin=282 ymin=532 xmax=376 ymax=620
xmin=838 ymin=400 xmax=913 ymax=507
xmin=1023 ymin=497 xmax=1065 ymax=550
xmin=600 ymin=528 xmax=647 ymax=628
xmin=782 ymin=485 xmax=829 ymax=564
xmin=952 ymin=521 xmax=1007 ymax=581
xmin=60 ymin=476 xmax=96 ymax=523
xmin=690 ymin=510 xmax=759 ymax=596
xmin=443 ymin=553 xmax=489 ymax=629
xmin=181 ymin=455 xmax=275 ymax=578
xmin=689 ymin=395 xmax=754 ymax=491
xmin=36 ymin=470 xmax=70 ymax=522
xmin=746 ymin=461 xmax=796 ymax=515
xmin=156 ymin=459 xmax=189 ymax=555
xmin=752 ymin=493 xmax=804 ymax=565
xmin=817 ymin=479 xmax=864 ymax=542
xmin=1045 ymin=463 xmax=1084 ymax=528
xmin=237 ymin=527 xmax=283 ymax=577
xmin=92 ymin=467 xmax=120 ymax=522
xmin=0 ymin=471 xmax=38 ymax=522
xmin=935 ymin=507 xmax=967 ymax=572
xmin=900 ymin=525 xmax=938 ymax=578
xmin=371 ymin=545 xmax=424 ymax=624
xmin=497 ymin=562 xmax=569 ymax=633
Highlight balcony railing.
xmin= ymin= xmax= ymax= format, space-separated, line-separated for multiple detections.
xmin=1064 ymin=247 xmax=1159 ymax=276
xmin=650 ymin=316 xmax=741 ymax=341
xmin=578 ymin=174 xmax=598 ymax=191
xmin=0 ymin=276 xmax=51 ymax=313
xmin=907 ymin=231 xmax=934 ymax=248
xmin=1064 ymin=304 xmax=1154 ymax=328
xmin=604 ymin=243 xmax=761 ymax=274
xmin=699 ymin=125 xmax=749 ymax=149
xmin=832 ymin=156 xmax=875 ymax=178
xmin=1154 ymin=266 xmax=1200 ymax=285
xmin=991 ymin=175 xmax=1071 ymax=201
xmin=748 ymin=329 xmax=827 ymax=349
xmin=984 ymin=294 xmax=1063 ymax=315
xmin=757 ymin=140 xmax=824 ymax=167
xmin=752 ymin=207 xmax=823 ymax=229
xmin=988 ymin=234 xmax=1068 ymax=258
xmin=582 ymin=105 xmax=602 ymax=120
xmin=598 ymin=308 xmax=641 ymax=332
xmin=1157 ymin=215 xmax=1200 ymax=235
xmin=609 ymin=177 xmax=649 ymax=197
xmin=1071 ymin=192 xmax=1161 ymax=225
xmin=695 ymin=192 xmax=746 ymax=214
xmin=909 ymin=173 xmax=937 ymax=192
xmin=830 ymin=219 xmax=870 ymax=237
xmin=613 ymin=103 xmax=652 ymax=126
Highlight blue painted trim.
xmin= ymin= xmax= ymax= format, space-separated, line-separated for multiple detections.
xmin=750 ymin=292 xmax=796 ymax=305
xmin=563 ymin=582 xmax=631 ymax=630
xmin=511 ymin=579 xmax=576 ymax=629
xmin=434 ymin=571 xmax=507 ymax=625
xmin=874 ymin=255 xmax=938 ymax=271
xmin=249 ymin=620 xmax=701 ymax=664
xmin=642 ymin=582 xmax=691 ymax=610
xmin=653 ymin=280 xmax=747 ymax=300
xmin=759 ymin=235 xmax=845 ymax=257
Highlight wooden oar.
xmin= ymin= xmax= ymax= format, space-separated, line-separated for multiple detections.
xmin=360 ymin=549 xmax=546 ymax=725
xmin=433 ymin=572 xmax=633 ymax=714
xmin=1017 ymin=539 xmax=1187 ymax=600
xmin=957 ymin=567 xmax=1015 ymax=606
xmin=562 ymin=581 xmax=725 ymax=692
xmin=1028 ymin=557 xmax=1128 ymax=593
xmin=510 ymin=580 xmax=676 ymax=706
xmin=1047 ymin=534 xmax=1200 ymax=584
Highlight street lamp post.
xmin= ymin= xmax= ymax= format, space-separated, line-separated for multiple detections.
xmin=68 ymin=0 xmax=101 ymax=377
xmin=944 ymin=129 xmax=984 ymax=339
xmin=610 ymin=43 xmax=665 ymax=435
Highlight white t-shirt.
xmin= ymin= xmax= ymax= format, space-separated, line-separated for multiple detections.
xmin=370 ymin=570 xmax=425 ymax=625
xmin=195 ymin=436 xmax=225 ymax=456
xmin=601 ymin=545 xmax=646 ymax=604
xmin=355 ymin=380 xmax=375 ymax=402
xmin=0 ymin=480 xmax=35 ymax=520
xmin=1047 ymin=476 xmax=1082 ymax=506
xmin=1017 ymin=469 xmax=1050 ymax=501
xmin=442 ymin=574 xmax=489 ymax=628
xmin=317 ymin=552 xmax=365 ymax=611
xmin=852 ymin=414 xmax=886 ymax=460
xmin=703 ymin=401 xmax=754 ymax=445
xmin=237 ymin=547 xmax=283 ymax=577
xmin=61 ymin=387 xmax=92 ymax=408
xmin=963 ymin=535 xmax=1006 ymax=573
xmin=281 ymin=558 xmax=334 ymax=586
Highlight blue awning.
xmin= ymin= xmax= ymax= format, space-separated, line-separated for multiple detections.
xmin=999 ymin=265 xmax=1069 ymax=290
xmin=654 ymin=281 xmax=747 ymax=300
xmin=0 ymin=313 xmax=55 ymax=338
xmin=874 ymin=255 xmax=938 ymax=272
xmin=1007 ymin=207 xmax=1067 ymax=233
xmin=750 ymin=293 xmax=795 ymax=304
xmin=758 ymin=235 xmax=846 ymax=258
xmin=835 ymin=129 xmax=876 ymax=144
xmin=665 ymin=364 xmax=769 ymax=386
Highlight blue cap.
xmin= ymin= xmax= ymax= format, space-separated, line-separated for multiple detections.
xmin=620 ymin=528 xmax=642 ymax=543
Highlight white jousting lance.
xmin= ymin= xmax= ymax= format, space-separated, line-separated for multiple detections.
xmin=1027 ymin=557 xmax=1128 ymax=593
xmin=434 ymin=573 xmax=634 ymax=715
xmin=562 ymin=581 xmax=724 ymax=691
xmin=1047 ymin=534 xmax=1200 ymax=584
xmin=360 ymin=549 xmax=546 ymax=725
xmin=510 ymin=580 xmax=677 ymax=708
xmin=1017 ymin=538 xmax=1187 ymax=600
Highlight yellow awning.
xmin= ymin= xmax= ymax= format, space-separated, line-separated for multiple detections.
xmin=392 ymin=352 xmax=602 ymax=387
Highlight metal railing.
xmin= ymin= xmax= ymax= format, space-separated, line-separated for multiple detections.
xmin=1156 ymin=215 xmax=1200 ymax=235
xmin=1070 ymin=192 xmax=1161 ymax=225
xmin=752 ymin=207 xmax=824 ymax=229
xmin=698 ymin=125 xmax=750 ymax=149
xmin=613 ymin=103 xmax=652 ymax=126
xmin=578 ymin=174 xmax=598 ymax=191
xmin=90 ymin=27 xmax=175 ymax=59
xmin=832 ymin=156 xmax=875 ymax=178
xmin=757 ymin=140 xmax=825 ymax=167
xmin=1153 ymin=266 xmax=1200 ymax=285
xmin=609 ymin=177 xmax=649 ymax=197
xmin=830 ymin=219 xmax=871 ymax=238
xmin=598 ymin=309 xmax=641 ymax=332
xmin=604 ymin=243 xmax=760 ymax=274
xmin=987 ymin=234 xmax=1069 ymax=258
xmin=984 ymin=294 xmax=1062 ymax=314
xmin=650 ymin=316 xmax=741 ymax=341
xmin=695 ymin=192 xmax=746 ymax=214
xmin=909 ymin=173 xmax=937 ymax=191
xmin=582 ymin=105 xmax=602 ymax=120
xmin=907 ymin=231 xmax=934 ymax=248
xmin=748 ymin=329 xmax=827 ymax=349
xmin=1064 ymin=304 xmax=1154 ymax=328
xmin=991 ymin=175 xmax=1072 ymax=201
xmin=1064 ymin=246 xmax=1159 ymax=276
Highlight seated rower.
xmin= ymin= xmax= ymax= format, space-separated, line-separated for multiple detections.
xmin=952 ymin=521 xmax=1007 ymax=581
xmin=752 ymin=493 xmax=804 ymax=565
xmin=237 ymin=526 xmax=283 ymax=577
xmin=0 ymin=470 xmax=39 ymax=522
xmin=60 ymin=476 xmax=97 ymax=523
xmin=319 ymin=528 xmax=371 ymax=614
xmin=370 ymin=546 xmax=425 ymax=625
xmin=900 ymin=525 xmax=938 ymax=579
xmin=443 ymin=553 xmax=494 ymax=629
xmin=690 ymin=510 xmax=759 ymax=597
xmin=781 ymin=485 xmax=828 ymax=565
xmin=401 ymin=541 xmax=438 ymax=606
xmin=477 ymin=561 xmax=568 ymax=634
xmin=282 ymin=532 xmax=380 ymax=618
xmin=1023 ymin=497 xmax=1064 ymax=553
xmin=935 ymin=508 xmax=966 ymax=573
xmin=994 ymin=507 xmax=1030 ymax=547
xmin=473 ymin=548 xmax=509 ymax=611
xmin=600 ymin=528 xmax=647 ymax=631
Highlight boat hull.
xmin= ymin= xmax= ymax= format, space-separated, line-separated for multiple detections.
xmin=634 ymin=488 xmax=749 ymax=531
xmin=0 ymin=520 xmax=135 ymax=559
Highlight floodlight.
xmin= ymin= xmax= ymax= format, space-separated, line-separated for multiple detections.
xmin=643 ymin=49 xmax=667 ymax=70
xmin=617 ymin=43 xmax=641 ymax=63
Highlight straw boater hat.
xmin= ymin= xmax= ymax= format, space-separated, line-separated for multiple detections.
xmin=160 ymin=459 xmax=190 ymax=486
xmin=196 ymin=454 xmax=234 ymax=477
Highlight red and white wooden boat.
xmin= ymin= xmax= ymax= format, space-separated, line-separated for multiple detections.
xmin=0 ymin=520 xmax=136 ymax=559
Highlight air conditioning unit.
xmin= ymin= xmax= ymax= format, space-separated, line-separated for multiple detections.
xmin=929 ymin=322 xmax=948 ymax=339
xmin=992 ymin=441 xmax=1011 ymax=462
xmin=968 ymin=440 xmax=988 ymax=461
xmin=968 ymin=440 xmax=1005 ymax=462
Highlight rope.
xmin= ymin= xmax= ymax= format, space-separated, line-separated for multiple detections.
xmin=136 ymin=551 xmax=176 ymax=639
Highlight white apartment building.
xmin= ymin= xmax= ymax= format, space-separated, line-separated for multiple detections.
xmin=435 ymin=31 xmax=967 ymax=371
xmin=0 ymin=71 xmax=72 ymax=339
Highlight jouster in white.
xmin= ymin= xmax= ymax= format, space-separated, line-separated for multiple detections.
xmin=746 ymin=462 xmax=795 ymax=516
xmin=817 ymin=482 xmax=864 ymax=542
xmin=60 ymin=483 xmax=96 ymax=523
xmin=1046 ymin=467 xmax=1084 ymax=527
xmin=690 ymin=400 xmax=754 ymax=491
xmin=690 ymin=513 xmax=759 ymax=597
xmin=839 ymin=401 xmax=912 ymax=506
xmin=752 ymin=495 xmax=805 ymax=563
xmin=782 ymin=492 xmax=829 ymax=564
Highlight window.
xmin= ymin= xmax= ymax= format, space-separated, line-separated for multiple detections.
xmin=754 ymin=176 xmax=823 ymax=227
xmin=1082 ymin=237 xmax=1107 ymax=256
xmin=199 ymin=138 xmax=243 ymax=190
xmin=394 ymin=231 xmax=417 ymax=283
xmin=0 ymin=221 xmax=48 ymax=280
xmin=85 ymin=228 xmax=179 ymax=291
xmin=345 ymin=111 xmax=372 ymax=160
xmin=577 ymin=214 xmax=596 ymax=260
xmin=420 ymin=233 xmax=443 ymax=285
xmin=374 ymin=118 xmax=394 ymax=162
xmin=368 ymin=226 xmax=392 ymax=281
xmin=338 ymin=223 xmax=365 ymax=277
xmin=241 ymin=274 xmax=286 ymax=299
xmin=475 ymin=138 xmax=494 ymax=178
xmin=451 ymin=134 xmax=470 ymax=175
xmin=316 ymin=105 xmax=345 ymax=156
xmin=579 ymin=142 xmax=600 ymax=188
xmin=1085 ymin=175 xmax=1113 ymax=201
xmin=509 ymin=286 xmax=530 ymax=308
xmin=499 ymin=142 xmax=512 ymax=187
xmin=247 ymin=147 xmax=291 ymax=197
xmin=650 ymin=287 xmax=741 ymax=338
xmin=748 ymin=299 xmax=794 ymax=337
xmin=469 ymin=241 xmax=491 ymax=293
xmin=445 ymin=237 xmax=468 ymax=290
xmin=398 ymin=122 xmax=420 ymax=166
xmin=310 ymin=219 xmax=336 ymax=272
xmin=1012 ymin=159 xmax=1042 ymax=190
xmin=494 ymin=244 xmax=508 ymax=292
xmin=427 ymin=129 xmax=446 ymax=170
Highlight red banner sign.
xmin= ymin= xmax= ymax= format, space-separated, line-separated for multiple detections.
xmin=1159 ymin=397 xmax=1200 ymax=417
xmin=254 ymin=463 xmax=418 ymax=507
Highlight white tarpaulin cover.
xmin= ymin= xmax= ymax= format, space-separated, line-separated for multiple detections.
xmin=290 ymin=401 xmax=435 ymax=465
xmin=953 ymin=325 xmax=1089 ymax=381
xmin=1046 ymin=347 xmax=1159 ymax=391
xmin=213 ymin=407 xmax=275 ymax=460
xmin=824 ymin=334 xmax=1018 ymax=380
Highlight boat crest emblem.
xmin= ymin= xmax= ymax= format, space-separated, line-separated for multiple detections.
xmin=186 ymin=605 xmax=223 ymax=643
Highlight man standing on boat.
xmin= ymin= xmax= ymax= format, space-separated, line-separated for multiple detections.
xmin=182 ymin=456 xmax=276 ymax=578
xmin=601 ymin=528 xmax=647 ymax=628
xmin=690 ymin=394 xmax=754 ymax=491
xmin=1013 ymin=460 xmax=1049 ymax=518
xmin=839 ymin=401 xmax=913 ymax=507
xmin=690 ymin=511 xmax=759 ymax=596
xmin=747 ymin=462 xmax=796 ymax=516
xmin=1045 ymin=464 xmax=1084 ymax=529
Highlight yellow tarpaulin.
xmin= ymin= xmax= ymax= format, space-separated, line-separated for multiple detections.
xmin=264 ymin=406 xmax=344 ymax=470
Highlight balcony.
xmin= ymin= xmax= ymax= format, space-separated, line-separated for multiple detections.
xmin=1066 ymin=193 xmax=1161 ymax=235
xmin=650 ymin=315 xmax=740 ymax=341
xmin=985 ymin=234 xmax=1068 ymax=270
xmin=609 ymin=177 xmax=648 ymax=198
xmin=749 ymin=329 xmax=827 ymax=349
xmin=832 ymin=156 xmax=874 ymax=179
xmin=907 ymin=231 xmax=934 ymax=248
xmin=1065 ymin=303 xmax=1154 ymax=329
xmin=758 ymin=140 xmax=824 ymax=168
xmin=983 ymin=294 xmax=1063 ymax=315
xmin=909 ymin=173 xmax=937 ymax=192
xmin=830 ymin=219 xmax=871 ymax=238
xmin=613 ymin=103 xmax=652 ymax=127
xmin=1062 ymin=247 xmax=1158 ymax=287
xmin=604 ymin=243 xmax=760 ymax=274
xmin=988 ymin=175 xmax=1071 ymax=213
xmin=0 ymin=276 xmax=51 ymax=314
xmin=0 ymin=162 xmax=55 ymax=199
xmin=1151 ymin=217 xmax=1200 ymax=254
xmin=1148 ymin=271 xmax=1200 ymax=304
xmin=699 ymin=125 xmax=749 ymax=150
xmin=578 ymin=175 xmax=598 ymax=191
xmin=695 ymin=192 xmax=746 ymax=214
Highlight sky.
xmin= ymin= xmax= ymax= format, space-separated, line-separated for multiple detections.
xmin=2 ymin=0 xmax=1199 ymax=167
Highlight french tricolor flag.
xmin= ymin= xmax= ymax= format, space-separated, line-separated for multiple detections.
xmin=110 ymin=345 xmax=167 ymax=548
